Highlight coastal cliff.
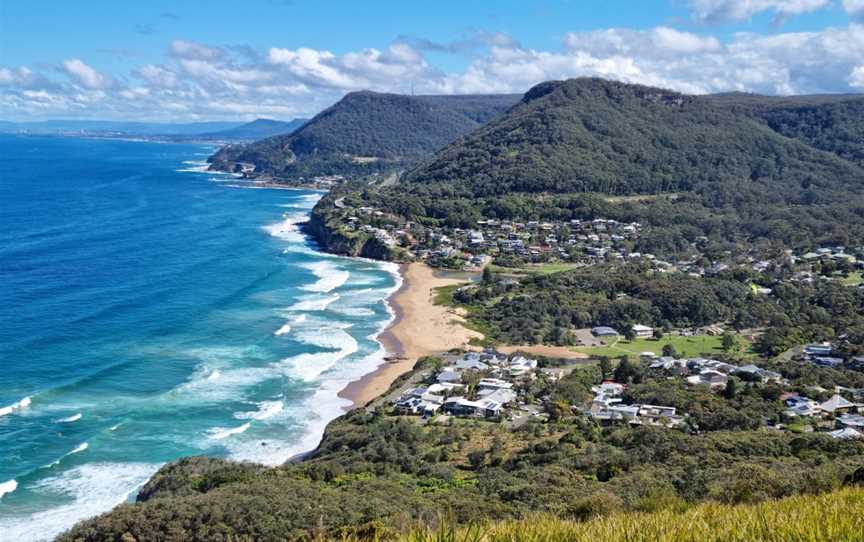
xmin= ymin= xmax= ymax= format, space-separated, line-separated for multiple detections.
xmin=302 ymin=203 xmax=398 ymax=261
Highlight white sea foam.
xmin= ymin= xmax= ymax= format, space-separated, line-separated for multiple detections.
xmin=234 ymin=400 xmax=284 ymax=421
xmin=279 ymin=324 xmax=359 ymax=381
xmin=173 ymin=365 xmax=275 ymax=403
xmin=0 ymin=396 xmax=31 ymax=417
xmin=175 ymin=160 xmax=209 ymax=173
xmin=56 ymin=413 xmax=82 ymax=423
xmin=0 ymin=463 xmax=160 ymax=542
xmin=0 ymin=479 xmax=17 ymax=500
xmin=262 ymin=212 xmax=307 ymax=243
xmin=207 ymin=422 xmax=251 ymax=440
xmin=287 ymin=293 xmax=340 ymax=312
xmin=301 ymin=261 xmax=350 ymax=293
xmin=207 ymin=369 xmax=222 ymax=381
xmin=109 ymin=423 xmax=121 ymax=431
xmin=273 ymin=323 xmax=292 ymax=336
xmin=68 ymin=442 xmax=88 ymax=455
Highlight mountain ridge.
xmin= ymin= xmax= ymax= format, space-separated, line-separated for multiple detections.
xmin=207 ymin=90 xmax=520 ymax=178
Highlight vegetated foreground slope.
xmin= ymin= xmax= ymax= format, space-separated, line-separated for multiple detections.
xmin=58 ymin=355 xmax=864 ymax=541
xmin=398 ymin=487 xmax=864 ymax=542
xmin=208 ymin=91 xmax=519 ymax=178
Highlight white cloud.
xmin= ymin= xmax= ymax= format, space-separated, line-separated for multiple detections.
xmin=444 ymin=23 xmax=864 ymax=96
xmin=169 ymin=39 xmax=224 ymax=61
xmin=62 ymin=59 xmax=113 ymax=89
xmin=843 ymin=0 xmax=864 ymax=15
xmin=850 ymin=65 xmax=864 ymax=86
xmin=134 ymin=64 xmax=178 ymax=88
xmin=2 ymin=23 xmax=864 ymax=121
xmin=688 ymin=0 xmax=831 ymax=23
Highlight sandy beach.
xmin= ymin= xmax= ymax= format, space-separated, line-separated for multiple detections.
xmin=339 ymin=262 xmax=483 ymax=407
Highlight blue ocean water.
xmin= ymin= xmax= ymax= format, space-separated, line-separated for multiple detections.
xmin=0 ymin=135 xmax=399 ymax=541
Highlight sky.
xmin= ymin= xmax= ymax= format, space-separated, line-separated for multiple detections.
xmin=1 ymin=0 xmax=863 ymax=122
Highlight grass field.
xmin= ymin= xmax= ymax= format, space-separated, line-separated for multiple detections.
xmin=390 ymin=486 xmax=864 ymax=542
xmin=573 ymin=334 xmax=753 ymax=361
xmin=488 ymin=262 xmax=581 ymax=276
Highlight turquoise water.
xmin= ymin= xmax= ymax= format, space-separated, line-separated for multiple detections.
xmin=0 ymin=135 xmax=399 ymax=541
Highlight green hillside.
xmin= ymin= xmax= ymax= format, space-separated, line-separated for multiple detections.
xmin=207 ymin=91 xmax=519 ymax=179
xmin=403 ymin=78 xmax=862 ymax=197
xmin=708 ymin=93 xmax=864 ymax=167
xmin=337 ymin=79 xmax=864 ymax=253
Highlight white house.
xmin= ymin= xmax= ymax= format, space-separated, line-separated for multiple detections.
xmin=632 ymin=324 xmax=654 ymax=338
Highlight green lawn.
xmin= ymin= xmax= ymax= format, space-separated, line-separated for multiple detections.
xmin=489 ymin=262 xmax=580 ymax=276
xmin=840 ymin=271 xmax=863 ymax=286
xmin=573 ymin=334 xmax=754 ymax=361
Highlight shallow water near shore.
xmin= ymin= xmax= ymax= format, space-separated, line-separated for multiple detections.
xmin=0 ymin=134 xmax=398 ymax=541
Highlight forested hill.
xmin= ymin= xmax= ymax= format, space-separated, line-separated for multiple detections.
xmin=403 ymin=78 xmax=864 ymax=198
xmin=207 ymin=91 xmax=519 ymax=178
xmin=706 ymin=92 xmax=864 ymax=168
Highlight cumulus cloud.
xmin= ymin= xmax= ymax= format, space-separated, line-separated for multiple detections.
xmin=688 ymin=0 xmax=831 ymax=23
xmin=62 ymin=59 xmax=113 ymax=89
xmin=2 ymin=22 xmax=864 ymax=121
xmin=268 ymin=43 xmax=435 ymax=90
xmin=439 ymin=23 xmax=864 ymax=96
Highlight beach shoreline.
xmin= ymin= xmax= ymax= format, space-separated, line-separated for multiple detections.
xmin=338 ymin=262 xmax=483 ymax=408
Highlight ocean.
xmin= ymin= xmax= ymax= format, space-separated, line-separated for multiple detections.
xmin=0 ymin=134 xmax=399 ymax=541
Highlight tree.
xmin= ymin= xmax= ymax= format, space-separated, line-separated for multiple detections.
xmin=613 ymin=357 xmax=639 ymax=383
xmin=722 ymin=332 xmax=739 ymax=353
xmin=723 ymin=377 xmax=738 ymax=399
xmin=482 ymin=265 xmax=495 ymax=285
xmin=623 ymin=326 xmax=636 ymax=341
xmin=653 ymin=328 xmax=665 ymax=340
xmin=599 ymin=357 xmax=612 ymax=380
xmin=662 ymin=344 xmax=678 ymax=358
xmin=467 ymin=450 xmax=486 ymax=470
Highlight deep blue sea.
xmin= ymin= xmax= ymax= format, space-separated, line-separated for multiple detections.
xmin=0 ymin=135 xmax=399 ymax=541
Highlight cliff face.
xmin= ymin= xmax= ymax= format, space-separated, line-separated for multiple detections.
xmin=302 ymin=207 xmax=395 ymax=260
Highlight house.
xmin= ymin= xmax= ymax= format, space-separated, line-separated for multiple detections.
xmin=592 ymin=326 xmax=619 ymax=337
xmin=632 ymin=324 xmax=654 ymax=338
xmin=591 ymin=381 xmax=626 ymax=397
xmin=784 ymin=396 xmax=821 ymax=417
xmin=477 ymin=388 xmax=517 ymax=405
xmin=813 ymin=356 xmax=844 ymax=368
xmin=805 ymin=344 xmax=833 ymax=357
xmin=442 ymin=396 xmax=510 ymax=418
xmin=686 ymin=369 xmax=728 ymax=388
xmin=819 ymin=394 xmax=857 ymax=414
xmin=649 ymin=357 xmax=688 ymax=375
xmin=838 ymin=413 xmax=864 ymax=429
xmin=828 ymin=427 xmax=863 ymax=439
xmin=437 ymin=370 xmax=462 ymax=384
xmin=507 ymin=356 xmax=538 ymax=377
xmin=477 ymin=378 xmax=513 ymax=391
xmin=638 ymin=405 xmax=685 ymax=427
xmin=454 ymin=358 xmax=489 ymax=371
xmin=589 ymin=403 xmax=640 ymax=422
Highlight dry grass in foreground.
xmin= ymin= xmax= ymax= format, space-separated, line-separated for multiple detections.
xmin=330 ymin=487 xmax=864 ymax=542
